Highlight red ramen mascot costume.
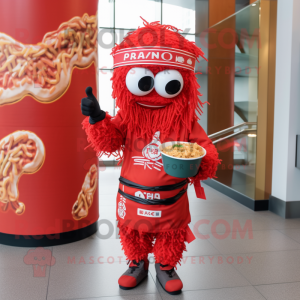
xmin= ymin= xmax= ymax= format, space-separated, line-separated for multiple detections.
xmin=81 ymin=19 xmax=220 ymax=295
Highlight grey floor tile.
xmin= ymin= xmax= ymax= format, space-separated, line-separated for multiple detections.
xmin=149 ymin=255 xmax=250 ymax=291
xmin=255 ymin=212 xmax=300 ymax=230
xmin=96 ymin=218 xmax=119 ymax=239
xmin=255 ymin=282 xmax=300 ymax=300
xmin=188 ymin=196 xmax=241 ymax=206
xmin=100 ymin=205 xmax=117 ymax=219
xmin=148 ymin=242 xmax=220 ymax=266
xmin=158 ymin=286 xmax=265 ymax=300
xmin=47 ymin=261 xmax=159 ymax=299
xmin=232 ymin=250 xmax=300 ymax=285
xmin=0 ymin=265 xmax=49 ymax=300
xmin=279 ymin=228 xmax=300 ymax=244
xmin=188 ymin=184 xmax=244 ymax=204
xmin=189 ymin=200 xmax=255 ymax=217
xmin=190 ymin=213 xmax=277 ymax=235
xmin=208 ymin=230 xmax=300 ymax=254
xmin=184 ymin=237 xmax=221 ymax=256
xmin=0 ymin=244 xmax=53 ymax=271
xmin=52 ymin=237 xmax=125 ymax=266
xmin=99 ymin=194 xmax=118 ymax=206
xmin=70 ymin=294 xmax=161 ymax=300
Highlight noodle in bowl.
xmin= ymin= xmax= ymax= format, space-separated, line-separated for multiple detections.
xmin=159 ymin=141 xmax=206 ymax=178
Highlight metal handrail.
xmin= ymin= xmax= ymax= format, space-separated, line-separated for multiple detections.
xmin=212 ymin=128 xmax=256 ymax=144
xmin=208 ymin=122 xmax=257 ymax=139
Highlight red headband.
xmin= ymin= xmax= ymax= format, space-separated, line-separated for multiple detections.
xmin=113 ymin=46 xmax=197 ymax=71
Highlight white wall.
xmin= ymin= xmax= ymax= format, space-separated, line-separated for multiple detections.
xmin=272 ymin=0 xmax=300 ymax=201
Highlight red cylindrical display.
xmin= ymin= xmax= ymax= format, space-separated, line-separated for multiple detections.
xmin=0 ymin=0 xmax=99 ymax=245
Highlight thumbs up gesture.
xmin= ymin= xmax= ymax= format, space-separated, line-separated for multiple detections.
xmin=81 ymin=87 xmax=106 ymax=124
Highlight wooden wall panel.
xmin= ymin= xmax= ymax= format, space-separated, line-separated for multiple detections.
xmin=209 ymin=0 xmax=236 ymax=27
xmin=207 ymin=0 xmax=235 ymax=135
xmin=207 ymin=0 xmax=235 ymax=178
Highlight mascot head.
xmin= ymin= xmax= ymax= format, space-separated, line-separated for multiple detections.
xmin=111 ymin=18 xmax=207 ymax=140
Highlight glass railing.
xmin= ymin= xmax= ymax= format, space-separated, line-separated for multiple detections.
xmin=209 ymin=123 xmax=257 ymax=199
xmin=203 ymin=1 xmax=261 ymax=200
xmin=234 ymin=1 xmax=259 ymax=125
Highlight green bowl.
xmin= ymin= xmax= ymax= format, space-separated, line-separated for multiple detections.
xmin=159 ymin=142 xmax=206 ymax=178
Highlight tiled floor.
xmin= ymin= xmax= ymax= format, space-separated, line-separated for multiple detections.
xmin=2 ymin=166 xmax=300 ymax=300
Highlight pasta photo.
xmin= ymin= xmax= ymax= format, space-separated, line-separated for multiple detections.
xmin=0 ymin=131 xmax=45 ymax=215
xmin=72 ymin=164 xmax=98 ymax=221
xmin=0 ymin=13 xmax=97 ymax=106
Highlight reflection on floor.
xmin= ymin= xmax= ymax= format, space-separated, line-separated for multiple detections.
xmin=1 ymin=166 xmax=300 ymax=300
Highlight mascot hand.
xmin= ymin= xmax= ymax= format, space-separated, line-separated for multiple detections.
xmin=81 ymin=87 xmax=106 ymax=124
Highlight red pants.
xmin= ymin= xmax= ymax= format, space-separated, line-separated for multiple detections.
xmin=118 ymin=223 xmax=188 ymax=267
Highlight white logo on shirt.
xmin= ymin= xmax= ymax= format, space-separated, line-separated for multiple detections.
xmin=132 ymin=131 xmax=163 ymax=171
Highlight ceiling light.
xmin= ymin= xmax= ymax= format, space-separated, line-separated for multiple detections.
xmin=252 ymin=3 xmax=257 ymax=6
xmin=248 ymin=134 xmax=257 ymax=137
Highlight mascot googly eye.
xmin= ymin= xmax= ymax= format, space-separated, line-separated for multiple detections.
xmin=126 ymin=67 xmax=155 ymax=96
xmin=154 ymin=70 xmax=184 ymax=98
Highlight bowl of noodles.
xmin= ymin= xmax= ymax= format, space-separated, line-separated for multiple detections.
xmin=159 ymin=142 xmax=206 ymax=178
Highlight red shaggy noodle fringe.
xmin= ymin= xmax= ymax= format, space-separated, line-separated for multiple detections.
xmin=153 ymin=229 xmax=187 ymax=267
xmin=192 ymin=143 xmax=221 ymax=182
xmin=118 ymin=223 xmax=188 ymax=267
xmin=82 ymin=115 xmax=124 ymax=160
xmin=111 ymin=18 xmax=208 ymax=140
xmin=118 ymin=224 xmax=154 ymax=262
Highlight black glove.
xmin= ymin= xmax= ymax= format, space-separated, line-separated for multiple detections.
xmin=81 ymin=87 xmax=106 ymax=124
